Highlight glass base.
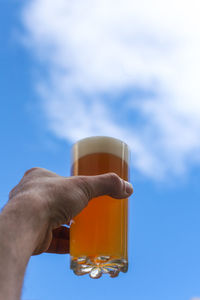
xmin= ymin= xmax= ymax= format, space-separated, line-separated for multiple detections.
xmin=70 ymin=256 xmax=128 ymax=279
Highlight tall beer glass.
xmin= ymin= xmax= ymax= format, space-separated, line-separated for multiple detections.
xmin=70 ymin=136 xmax=129 ymax=278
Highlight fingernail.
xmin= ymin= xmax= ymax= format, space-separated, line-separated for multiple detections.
xmin=124 ymin=181 xmax=133 ymax=195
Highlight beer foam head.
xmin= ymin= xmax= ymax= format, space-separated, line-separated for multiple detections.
xmin=72 ymin=136 xmax=129 ymax=164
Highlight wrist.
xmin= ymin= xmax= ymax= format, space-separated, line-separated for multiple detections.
xmin=0 ymin=196 xmax=48 ymax=260
xmin=0 ymin=197 xmax=47 ymax=300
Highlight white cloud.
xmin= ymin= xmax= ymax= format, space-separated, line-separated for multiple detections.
xmin=21 ymin=0 xmax=200 ymax=179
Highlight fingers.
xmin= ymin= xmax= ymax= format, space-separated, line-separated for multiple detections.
xmin=76 ymin=173 xmax=133 ymax=201
xmin=45 ymin=226 xmax=69 ymax=254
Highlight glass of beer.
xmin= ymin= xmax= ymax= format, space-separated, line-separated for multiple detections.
xmin=70 ymin=136 xmax=129 ymax=279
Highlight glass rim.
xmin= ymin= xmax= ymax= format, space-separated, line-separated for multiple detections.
xmin=71 ymin=136 xmax=129 ymax=165
xmin=72 ymin=135 xmax=129 ymax=147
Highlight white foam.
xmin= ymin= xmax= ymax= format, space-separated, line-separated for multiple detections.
xmin=72 ymin=136 xmax=129 ymax=164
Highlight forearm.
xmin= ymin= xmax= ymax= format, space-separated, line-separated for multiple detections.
xmin=0 ymin=200 xmax=45 ymax=300
xmin=0 ymin=221 xmax=28 ymax=300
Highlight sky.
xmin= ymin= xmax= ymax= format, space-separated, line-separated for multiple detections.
xmin=1 ymin=0 xmax=200 ymax=299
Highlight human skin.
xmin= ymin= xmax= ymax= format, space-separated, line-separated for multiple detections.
xmin=0 ymin=167 xmax=133 ymax=300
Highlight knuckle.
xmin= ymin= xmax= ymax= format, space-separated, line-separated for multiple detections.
xmin=106 ymin=172 xmax=122 ymax=193
xmin=10 ymin=169 xmax=42 ymax=200
xmin=24 ymin=167 xmax=40 ymax=177
xmin=9 ymin=186 xmax=17 ymax=199
xmin=107 ymin=172 xmax=121 ymax=185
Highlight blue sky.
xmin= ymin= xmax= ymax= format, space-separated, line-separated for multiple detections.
xmin=1 ymin=1 xmax=200 ymax=300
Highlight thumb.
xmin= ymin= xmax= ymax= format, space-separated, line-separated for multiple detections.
xmin=77 ymin=172 xmax=133 ymax=201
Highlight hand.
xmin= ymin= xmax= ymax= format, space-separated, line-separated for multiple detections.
xmin=7 ymin=167 xmax=133 ymax=255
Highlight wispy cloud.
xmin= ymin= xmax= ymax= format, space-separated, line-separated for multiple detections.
xmin=21 ymin=0 xmax=200 ymax=179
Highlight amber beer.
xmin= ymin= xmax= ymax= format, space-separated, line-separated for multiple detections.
xmin=70 ymin=136 xmax=129 ymax=278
